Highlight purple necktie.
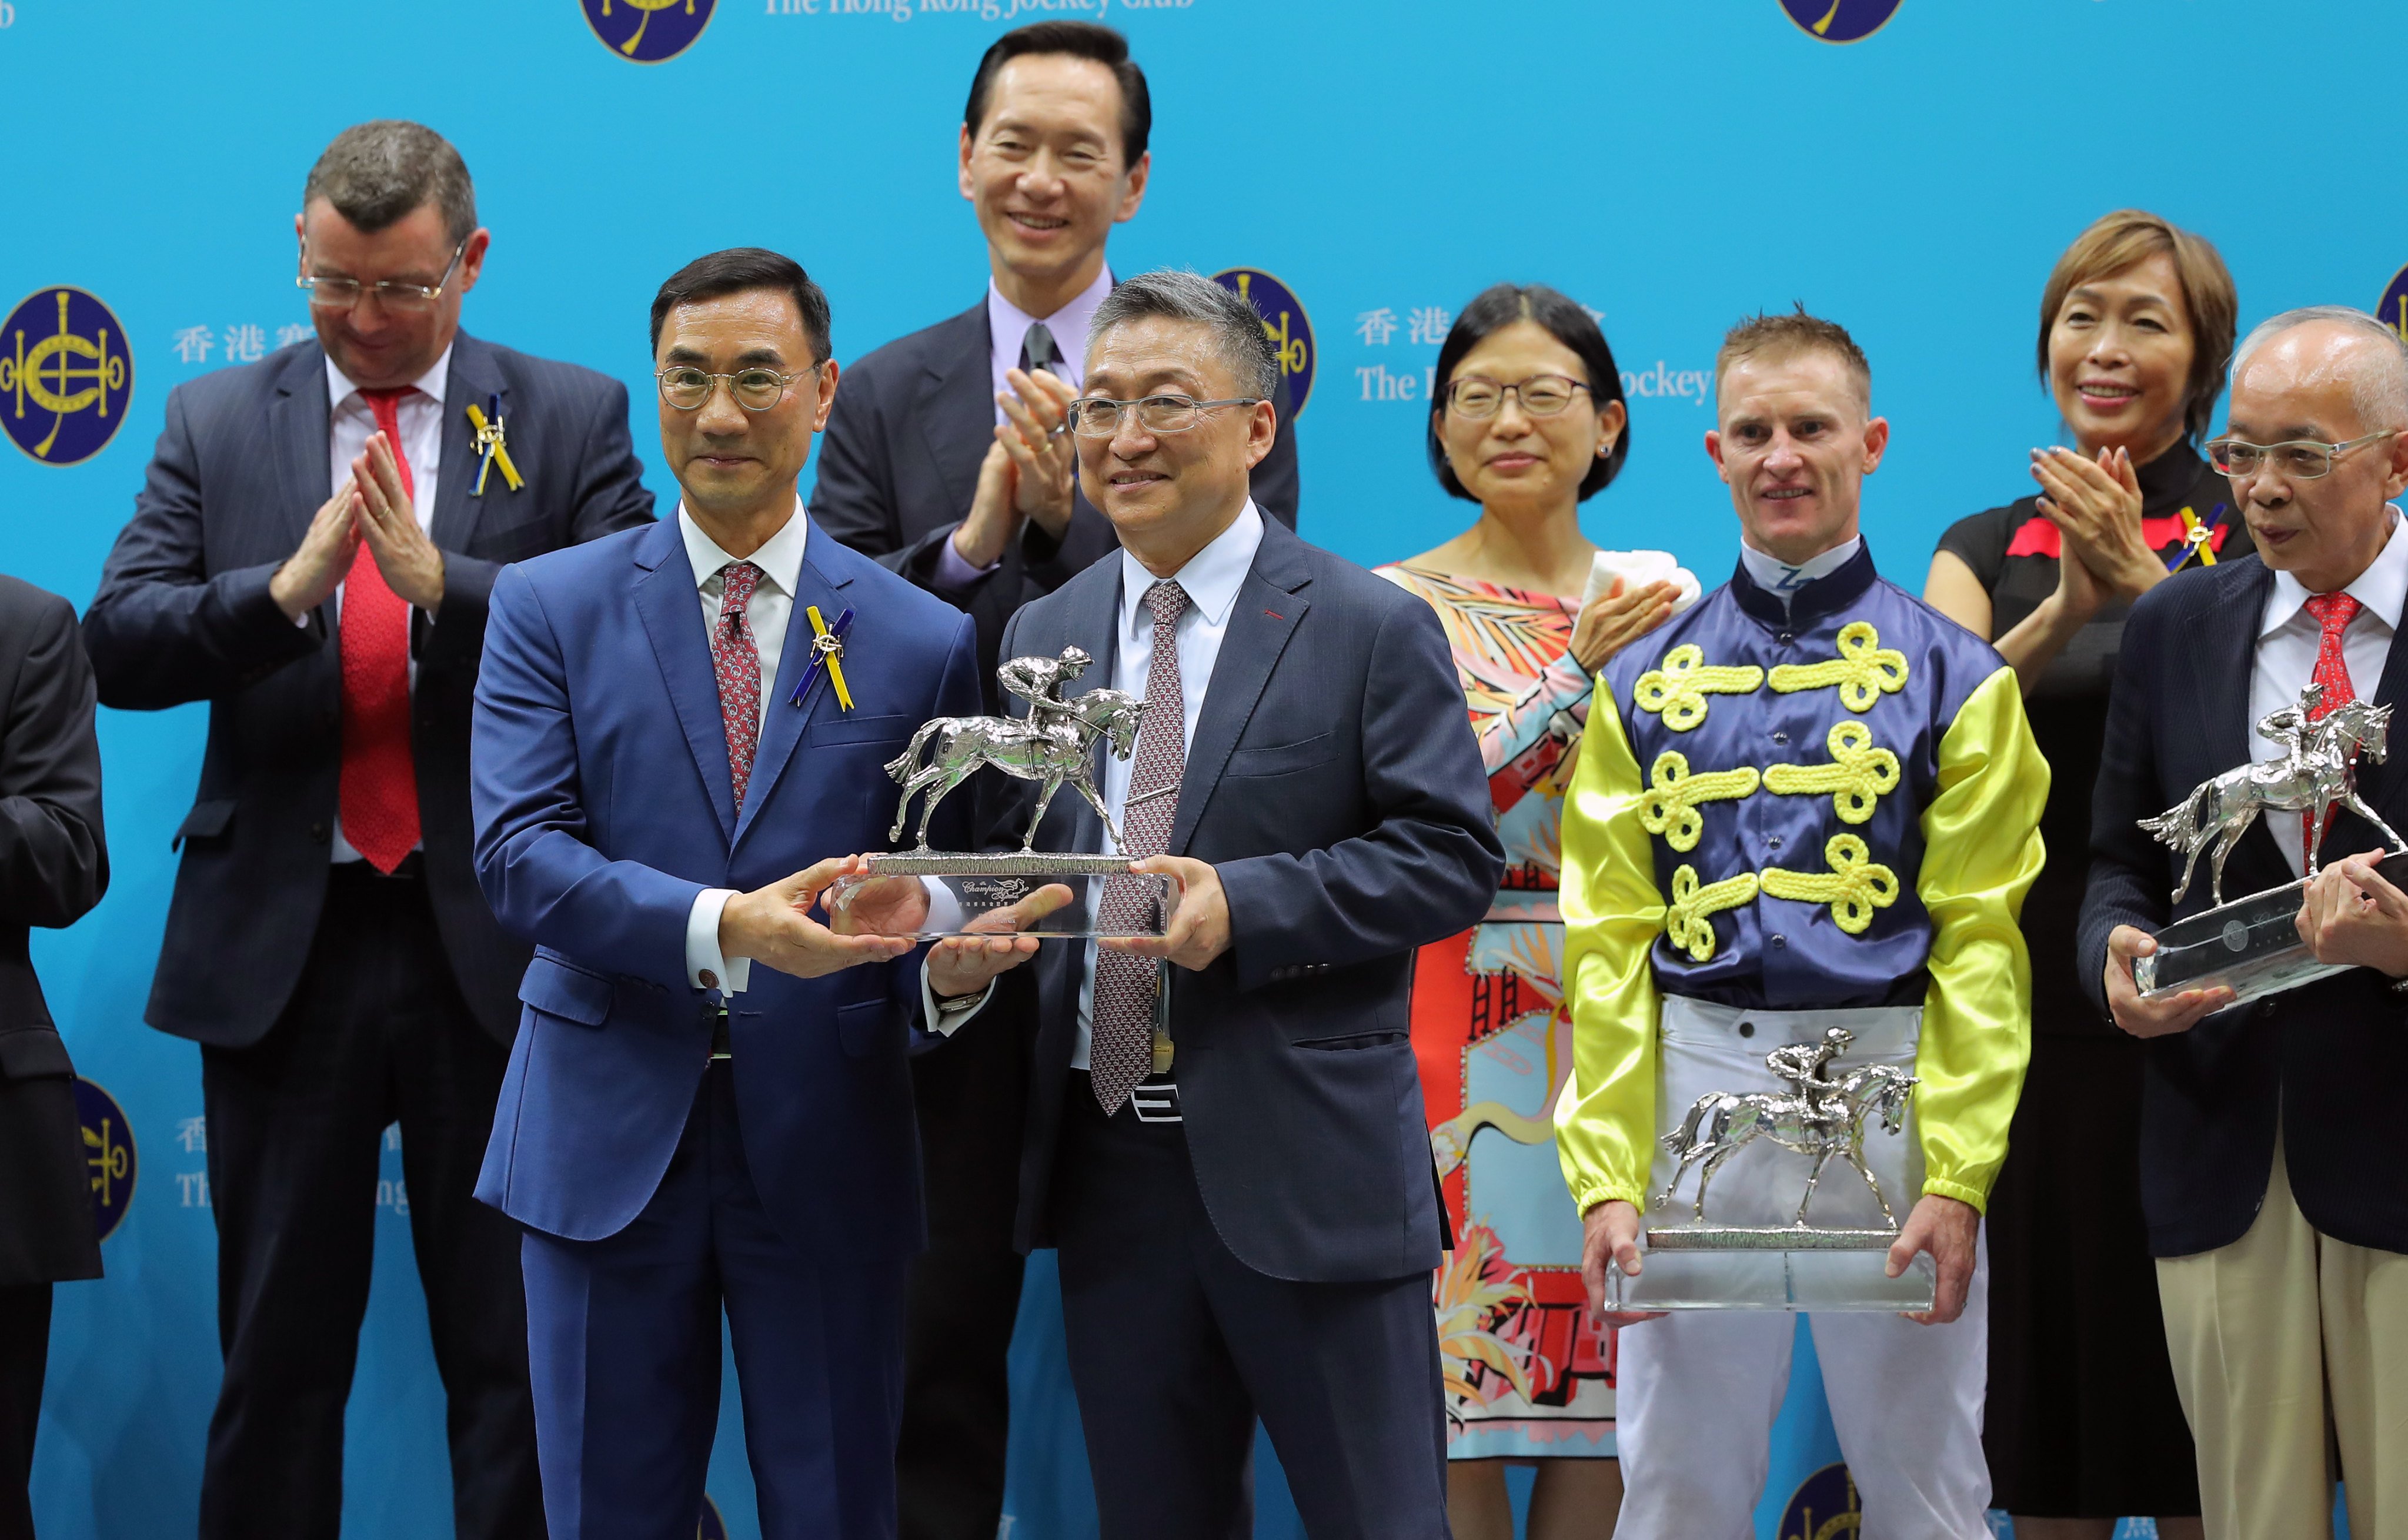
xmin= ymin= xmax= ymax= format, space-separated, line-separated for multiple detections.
xmin=1091 ymin=580 xmax=1190 ymax=1113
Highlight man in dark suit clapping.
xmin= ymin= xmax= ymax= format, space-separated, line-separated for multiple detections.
xmin=925 ymin=271 xmax=1499 ymax=1539
xmin=83 ymin=120 xmax=653 ymax=1540
xmin=0 ymin=575 xmax=107 ymax=1540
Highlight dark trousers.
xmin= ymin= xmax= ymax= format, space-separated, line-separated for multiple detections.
xmin=1053 ymin=1075 xmax=1452 ymax=1540
xmin=521 ymin=1063 xmax=910 ymax=1540
xmin=0 ymin=1284 xmax=48 ymax=1540
xmin=896 ymin=997 xmax=1033 ymax=1540
xmin=198 ymin=863 xmax=540 ymax=1540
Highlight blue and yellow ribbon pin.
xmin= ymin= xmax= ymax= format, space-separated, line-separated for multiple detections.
xmin=792 ymin=605 xmax=856 ymax=712
xmin=465 ymin=395 xmax=524 ymax=495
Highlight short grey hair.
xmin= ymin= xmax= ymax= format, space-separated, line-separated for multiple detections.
xmin=1087 ymin=269 xmax=1281 ymax=406
xmin=302 ymin=121 xmax=477 ymax=246
xmin=2232 ymin=305 xmax=2408 ymax=433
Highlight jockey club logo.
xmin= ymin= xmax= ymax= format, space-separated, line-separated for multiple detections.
xmin=73 ymin=1077 xmax=136 ymax=1243
xmin=1778 ymin=0 xmax=1903 ymax=43
xmin=2379 ymin=261 xmax=2408 ymax=348
xmin=1213 ymin=269 xmax=1315 ymax=419
xmin=1781 ymin=1461 xmax=1862 ymax=1539
xmin=697 ymin=1495 xmax=728 ymax=1539
xmin=581 ymin=0 xmax=715 ymax=63
xmin=1 ymin=287 xmax=133 ymax=467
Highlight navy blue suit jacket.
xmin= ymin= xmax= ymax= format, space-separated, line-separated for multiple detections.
xmin=809 ymin=295 xmax=1301 ymax=706
xmin=84 ymin=335 xmax=655 ymax=1047
xmin=470 ymin=515 xmax=981 ymax=1253
xmin=983 ymin=516 xmax=1502 ymax=1283
xmin=2079 ymin=553 xmax=2408 ymax=1257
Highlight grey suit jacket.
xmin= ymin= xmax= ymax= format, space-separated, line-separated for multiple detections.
xmin=977 ymin=516 xmax=1501 ymax=1283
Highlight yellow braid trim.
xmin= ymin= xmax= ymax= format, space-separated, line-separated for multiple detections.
xmin=1632 ymin=646 xmax=1766 ymax=732
xmin=1639 ymin=753 xmax=1762 ymax=853
xmin=1761 ymin=720 xmax=1900 ymax=824
xmin=1665 ymin=864 xmax=1761 ymax=962
xmin=1760 ymin=834 xmax=1900 ymax=934
xmin=1766 ymin=621 xmax=1908 ymax=712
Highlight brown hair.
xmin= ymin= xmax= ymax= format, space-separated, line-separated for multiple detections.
xmin=1715 ymin=305 xmax=1871 ymax=407
xmin=2036 ymin=209 xmax=2236 ymax=443
xmin=303 ymin=121 xmax=476 ymax=246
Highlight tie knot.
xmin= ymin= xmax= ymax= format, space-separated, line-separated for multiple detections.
xmin=1021 ymin=320 xmax=1060 ymax=375
xmin=1145 ymin=580 xmax=1190 ymax=629
xmin=2306 ymin=590 xmax=2363 ymax=637
xmin=356 ymin=385 xmax=415 ymax=433
xmin=720 ymin=561 xmax=763 ymax=610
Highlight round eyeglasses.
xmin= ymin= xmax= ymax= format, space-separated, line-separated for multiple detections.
xmin=296 ymin=240 xmax=467 ymax=316
xmin=1065 ymin=395 xmax=1263 ymax=438
xmin=656 ymin=365 xmax=816 ymax=413
xmin=2206 ymin=430 xmax=2398 ymax=480
xmin=1445 ymin=375 xmax=1590 ymax=419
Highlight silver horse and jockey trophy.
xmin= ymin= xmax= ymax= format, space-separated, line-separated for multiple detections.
xmin=1607 ymin=1025 xmax=1938 ymax=1312
xmin=2132 ymin=682 xmax=2406 ymax=1005
xmin=824 ymin=647 xmax=1173 ymax=940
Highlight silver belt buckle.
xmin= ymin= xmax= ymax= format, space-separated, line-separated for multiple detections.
xmin=1130 ymin=1080 xmax=1181 ymax=1123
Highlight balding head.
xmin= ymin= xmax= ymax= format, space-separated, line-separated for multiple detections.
xmin=2232 ymin=307 xmax=2408 ymax=436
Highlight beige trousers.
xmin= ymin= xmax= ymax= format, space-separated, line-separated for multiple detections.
xmin=2156 ymin=1135 xmax=2408 ymax=1540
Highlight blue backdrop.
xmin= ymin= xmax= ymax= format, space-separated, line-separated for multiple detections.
xmin=4 ymin=1 xmax=2400 ymax=1535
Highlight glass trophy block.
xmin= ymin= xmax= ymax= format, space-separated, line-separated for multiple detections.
xmin=1605 ymin=1231 xmax=1936 ymax=1311
xmin=2133 ymin=878 xmax=2347 ymax=1007
xmin=827 ymin=853 xmax=1171 ymax=941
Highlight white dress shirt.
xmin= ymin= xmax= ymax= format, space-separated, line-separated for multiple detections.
xmin=322 ymin=345 xmax=448 ymax=864
xmin=678 ymin=500 xmax=811 ymax=994
xmin=2249 ymin=506 xmax=2408 ymax=878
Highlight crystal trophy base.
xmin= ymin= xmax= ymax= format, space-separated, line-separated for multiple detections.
xmin=828 ymin=853 xmax=1170 ymax=941
xmin=2133 ymin=878 xmax=2346 ymax=1007
xmin=1606 ymin=1228 xmax=1936 ymax=1311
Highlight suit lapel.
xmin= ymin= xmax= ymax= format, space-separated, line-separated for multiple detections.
xmin=2352 ymin=604 xmax=2408 ymax=817
xmin=268 ymin=346 xmax=332 ymax=557
xmin=1060 ymin=562 xmax=1125 ymax=858
xmin=1168 ymin=528 xmax=1312 ymax=856
xmin=733 ymin=526 xmax=857 ymax=850
xmin=430 ymin=333 xmax=505 ymax=554
xmin=2197 ymin=561 xmax=2268 ymax=785
xmin=630 ymin=520 xmax=738 ymax=845
xmin=913 ymin=302 xmax=995 ymax=523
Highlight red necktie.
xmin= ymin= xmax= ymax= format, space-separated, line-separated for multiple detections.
xmin=339 ymin=387 xmax=421 ymax=873
xmin=2300 ymin=590 xmax=2364 ymax=864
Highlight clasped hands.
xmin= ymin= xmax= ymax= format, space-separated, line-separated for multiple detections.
xmin=2030 ymin=443 xmax=2163 ymax=623
xmin=717 ymin=853 xmax=1231 ymax=997
xmin=2103 ymin=848 xmax=2408 ymax=1039
xmin=270 ymin=432 xmax=446 ymax=620
xmin=951 ymin=369 xmax=1079 ymax=571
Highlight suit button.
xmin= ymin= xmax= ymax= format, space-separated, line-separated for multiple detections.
xmin=699 ymin=970 xmax=719 ymax=990
xmin=309 ymin=821 xmax=329 ymax=843
xmin=1778 ymin=632 xmax=1795 ymax=645
xmin=1769 ymin=934 xmax=1787 ymax=950
xmin=1738 ymin=1020 xmax=1755 ymax=1038
xmin=1768 ymin=834 xmax=1784 ymax=851
xmin=1772 ymin=730 xmax=1789 ymax=746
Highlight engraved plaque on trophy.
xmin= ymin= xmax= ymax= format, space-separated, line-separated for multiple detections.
xmin=1605 ymin=1025 xmax=1938 ymax=1312
xmin=824 ymin=649 xmax=1173 ymax=941
xmin=2132 ymin=684 xmax=2407 ymax=1007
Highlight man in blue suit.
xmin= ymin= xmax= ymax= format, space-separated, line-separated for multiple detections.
xmin=924 ymin=271 xmax=1502 ymax=1539
xmin=470 ymin=248 xmax=984 ymax=1540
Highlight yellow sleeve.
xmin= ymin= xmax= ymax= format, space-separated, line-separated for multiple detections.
xmin=1913 ymin=663 xmax=2049 ymax=1211
xmin=1554 ymin=686 xmax=1665 ymax=1213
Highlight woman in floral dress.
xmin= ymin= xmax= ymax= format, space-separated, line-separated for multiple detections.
xmin=1380 ymin=284 xmax=1679 ymax=1540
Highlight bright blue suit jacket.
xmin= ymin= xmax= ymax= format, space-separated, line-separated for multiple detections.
xmin=469 ymin=514 xmax=981 ymax=1254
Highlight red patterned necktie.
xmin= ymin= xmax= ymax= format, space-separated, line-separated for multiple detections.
xmin=339 ymin=386 xmax=420 ymax=873
xmin=2300 ymin=589 xmax=2364 ymax=864
xmin=1091 ymin=580 xmax=1190 ymax=1114
xmin=713 ymin=562 xmax=765 ymax=810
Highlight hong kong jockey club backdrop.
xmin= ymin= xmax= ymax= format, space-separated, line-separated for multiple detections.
xmin=2 ymin=1 xmax=2399 ymax=1536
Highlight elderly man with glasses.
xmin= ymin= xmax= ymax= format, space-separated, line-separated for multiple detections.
xmin=2083 ymin=305 xmax=2408 ymax=1540
xmin=85 ymin=119 xmax=653 ymax=1540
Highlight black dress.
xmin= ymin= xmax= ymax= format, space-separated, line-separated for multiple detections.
xmin=1935 ymin=443 xmax=2243 ymax=1518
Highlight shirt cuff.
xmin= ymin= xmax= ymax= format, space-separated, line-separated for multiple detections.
xmin=931 ymin=532 xmax=1002 ymax=593
xmin=686 ymin=888 xmax=751 ymax=994
xmin=920 ymin=961 xmax=993 ymax=1037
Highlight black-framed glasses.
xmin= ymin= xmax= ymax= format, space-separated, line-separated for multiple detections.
xmin=297 ymin=240 xmax=467 ymax=315
xmin=1445 ymin=375 xmax=1591 ymax=419
xmin=1066 ymin=395 xmax=1262 ymax=438
xmin=656 ymin=365 xmax=818 ymax=413
xmin=2206 ymin=430 xmax=2398 ymax=480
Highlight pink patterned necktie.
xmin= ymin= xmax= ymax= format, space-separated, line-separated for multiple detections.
xmin=1091 ymin=579 xmax=1191 ymax=1114
xmin=2301 ymin=589 xmax=2363 ymax=864
xmin=713 ymin=562 xmax=765 ymax=810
